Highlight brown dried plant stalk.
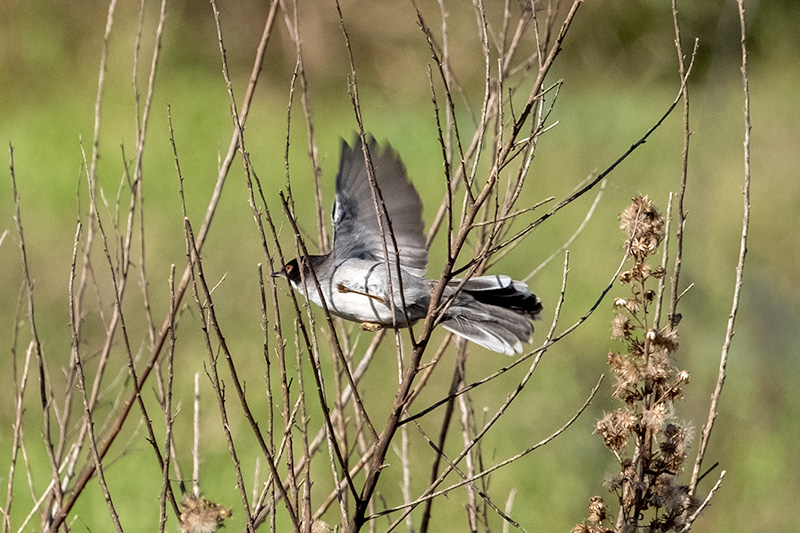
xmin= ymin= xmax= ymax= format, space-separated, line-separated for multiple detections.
xmin=575 ymin=197 xmax=696 ymax=533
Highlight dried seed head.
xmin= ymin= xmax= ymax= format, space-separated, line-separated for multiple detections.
xmin=611 ymin=314 xmax=633 ymax=339
xmin=659 ymin=435 xmax=686 ymax=472
xmin=620 ymin=457 xmax=636 ymax=481
xmin=665 ymin=380 xmax=685 ymax=401
xmin=629 ymin=236 xmax=658 ymax=257
xmin=630 ymin=339 xmax=646 ymax=359
xmin=604 ymin=473 xmax=623 ymax=492
xmin=661 ymin=423 xmax=693 ymax=462
xmin=652 ymin=327 xmax=679 ymax=352
xmin=617 ymin=387 xmax=642 ymax=404
xmin=180 ymin=494 xmax=232 ymax=533
xmin=631 ymin=261 xmax=651 ymax=281
xmin=641 ymin=402 xmax=669 ymax=433
xmin=620 ymin=261 xmax=656 ymax=284
xmin=597 ymin=409 xmax=637 ymax=451
xmin=608 ymin=352 xmax=641 ymax=394
xmin=652 ymin=474 xmax=691 ymax=513
xmin=624 ymin=297 xmax=641 ymax=314
xmin=588 ymin=496 xmax=607 ymax=523
xmin=645 ymin=345 xmax=671 ymax=384
xmin=607 ymin=351 xmax=627 ymax=372
xmin=619 ymin=196 xmax=664 ymax=251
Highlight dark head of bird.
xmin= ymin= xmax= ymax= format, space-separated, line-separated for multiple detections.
xmin=274 ymin=258 xmax=303 ymax=284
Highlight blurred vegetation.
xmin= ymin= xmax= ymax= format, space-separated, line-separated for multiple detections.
xmin=0 ymin=0 xmax=798 ymax=531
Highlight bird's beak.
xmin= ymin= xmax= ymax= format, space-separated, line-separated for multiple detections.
xmin=272 ymin=269 xmax=285 ymax=279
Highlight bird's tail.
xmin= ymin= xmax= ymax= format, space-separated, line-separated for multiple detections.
xmin=439 ymin=275 xmax=543 ymax=355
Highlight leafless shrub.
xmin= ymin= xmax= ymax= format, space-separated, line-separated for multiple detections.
xmin=576 ymin=196 xmax=696 ymax=532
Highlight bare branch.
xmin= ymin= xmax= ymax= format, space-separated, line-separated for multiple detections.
xmin=68 ymin=223 xmax=123 ymax=532
xmin=667 ymin=0 xmax=699 ymax=327
xmin=9 ymin=143 xmax=63 ymax=529
xmin=688 ymin=0 xmax=751 ymax=497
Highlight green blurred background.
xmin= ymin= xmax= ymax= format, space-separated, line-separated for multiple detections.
xmin=1 ymin=0 xmax=798 ymax=531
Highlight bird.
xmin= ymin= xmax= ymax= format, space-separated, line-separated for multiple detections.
xmin=275 ymin=136 xmax=542 ymax=355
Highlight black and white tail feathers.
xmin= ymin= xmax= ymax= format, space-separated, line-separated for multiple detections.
xmin=440 ymin=275 xmax=543 ymax=355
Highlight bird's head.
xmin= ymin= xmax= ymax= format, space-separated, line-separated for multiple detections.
xmin=273 ymin=258 xmax=303 ymax=284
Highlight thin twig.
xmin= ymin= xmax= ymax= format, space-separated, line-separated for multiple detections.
xmin=418 ymin=347 xmax=461 ymax=532
xmin=281 ymin=0 xmax=328 ymax=253
xmin=82 ymin=99 xmax=178 ymax=523
xmin=172 ymin=75 xmax=297 ymax=526
xmin=290 ymin=320 xmax=315 ymax=533
xmin=192 ymin=373 xmax=200 ymax=497
xmin=67 ymin=224 xmax=123 ymax=532
xmin=688 ymin=0 xmax=751 ymax=497
xmin=524 ymin=180 xmax=605 ymax=282
xmin=130 ymin=0 xmax=168 ymax=348
xmin=654 ymin=193 xmax=674 ymax=327
xmin=158 ymin=265 xmax=178 ymax=532
xmin=4 ymin=336 xmax=33 ymax=533
xmin=74 ymin=0 xmax=117 ymax=360
xmin=244 ymin=162 xmax=303 ymax=527
xmin=9 ymin=144 xmax=63 ymax=530
xmin=257 ymin=264 xmax=278 ymax=532
xmin=182 ymin=215 xmax=256 ymax=532
xmin=680 ymin=470 xmax=726 ymax=532
xmin=413 ymin=418 xmax=525 ymax=532
xmin=667 ymin=0 xmax=697 ymax=327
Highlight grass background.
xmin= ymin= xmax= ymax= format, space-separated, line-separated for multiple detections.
xmin=0 ymin=0 xmax=798 ymax=530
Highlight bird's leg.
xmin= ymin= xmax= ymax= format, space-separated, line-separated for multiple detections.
xmin=336 ymin=283 xmax=386 ymax=304
xmin=335 ymin=284 xmax=387 ymax=331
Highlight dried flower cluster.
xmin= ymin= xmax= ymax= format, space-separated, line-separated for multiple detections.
xmin=180 ymin=493 xmax=232 ymax=533
xmin=573 ymin=197 xmax=697 ymax=532
xmin=619 ymin=195 xmax=664 ymax=261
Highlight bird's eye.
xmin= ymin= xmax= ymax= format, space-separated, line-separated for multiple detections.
xmin=285 ymin=264 xmax=293 ymax=275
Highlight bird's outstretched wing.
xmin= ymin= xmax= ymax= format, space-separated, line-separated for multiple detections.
xmin=332 ymin=136 xmax=427 ymax=277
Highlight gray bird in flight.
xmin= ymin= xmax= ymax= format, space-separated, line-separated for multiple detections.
xmin=276 ymin=136 xmax=542 ymax=355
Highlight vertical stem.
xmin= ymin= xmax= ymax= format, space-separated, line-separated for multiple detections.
xmin=688 ymin=0 xmax=751 ymax=497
